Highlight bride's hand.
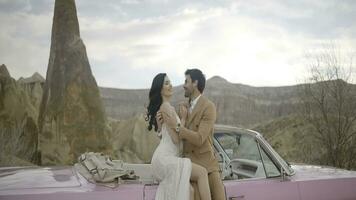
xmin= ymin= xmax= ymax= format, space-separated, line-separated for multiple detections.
xmin=156 ymin=111 xmax=163 ymax=132
xmin=159 ymin=108 xmax=177 ymax=128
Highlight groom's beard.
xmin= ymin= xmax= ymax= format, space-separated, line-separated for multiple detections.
xmin=184 ymin=90 xmax=190 ymax=98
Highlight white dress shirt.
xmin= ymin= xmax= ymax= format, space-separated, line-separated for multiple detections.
xmin=189 ymin=94 xmax=201 ymax=113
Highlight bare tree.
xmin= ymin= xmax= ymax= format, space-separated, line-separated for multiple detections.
xmin=300 ymin=43 xmax=356 ymax=169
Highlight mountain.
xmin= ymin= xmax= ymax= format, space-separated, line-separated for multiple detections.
xmin=100 ymin=87 xmax=149 ymax=121
xmin=100 ymin=76 xmax=303 ymax=128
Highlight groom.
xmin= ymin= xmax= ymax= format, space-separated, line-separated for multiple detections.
xmin=177 ymin=69 xmax=226 ymax=200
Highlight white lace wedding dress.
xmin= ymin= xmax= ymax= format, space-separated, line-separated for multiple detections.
xmin=151 ymin=105 xmax=192 ymax=200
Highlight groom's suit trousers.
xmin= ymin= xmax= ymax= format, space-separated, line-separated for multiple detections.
xmin=209 ymin=171 xmax=226 ymax=200
xmin=191 ymin=171 xmax=225 ymax=200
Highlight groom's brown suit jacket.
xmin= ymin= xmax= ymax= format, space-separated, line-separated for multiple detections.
xmin=179 ymin=95 xmax=219 ymax=173
xmin=179 ymin=95 xmax=226 ymax=200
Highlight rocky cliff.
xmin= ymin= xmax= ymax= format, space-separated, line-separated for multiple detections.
xmin=0 ymin=64 xmax=39 ymax=166
xmin=38 ymin=0 xmax=110 ymax=165
xmin=18 ymin=72 xmax=45 ymax=114
xmin=109 ymin=115 xmax=159 ymax=163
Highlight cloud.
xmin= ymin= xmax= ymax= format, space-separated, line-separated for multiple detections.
xmin=0 ymin=0 xmax=31 ymax=13
xmin=0 ymin=9 xmax=51 ymax=79
xmin=232 ymin=0 xmax=356 ymax=38
xmin=1 ymin=0 xmax=355 ymax=88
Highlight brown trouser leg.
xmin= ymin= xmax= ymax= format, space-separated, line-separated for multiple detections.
xmin=190 ymin=163 xmax=211 ymax=200
xmin=208 ymin=171 xmax=226 ymax=200
xmin=192 ymin=182 xmax=201 ymax=200
xmin=192 ymin=171 xmax=226 ymax=200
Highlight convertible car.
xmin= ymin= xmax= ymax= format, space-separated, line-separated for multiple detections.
xmin=1 ymin=125 xmax=356 ymax=200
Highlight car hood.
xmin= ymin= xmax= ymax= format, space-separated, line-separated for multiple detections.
xmin=291 ymin=164 xmax=356 ymax=181
xmin=0 ymin=166 xmax=81 ymax=190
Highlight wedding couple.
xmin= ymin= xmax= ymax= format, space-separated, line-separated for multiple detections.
xmin=146 ymin=69 xmax=226 ymax=200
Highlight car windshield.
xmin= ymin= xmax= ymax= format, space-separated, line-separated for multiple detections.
xmin=215 ymin=132 xmax=260 ymax=160
xmin=214 ymin=131 xmax=294 ymax=178
xmin=256 ymin=135 xmax=295 ymax=175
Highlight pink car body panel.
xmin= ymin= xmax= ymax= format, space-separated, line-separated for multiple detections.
xmin=0 ymin=166 xmax=144 ymax=200
xmin=224 ymin=165 xmax=356 ymax=200
xmin=1 ymin=126 xmax=356 ymax=200
xmin=1 ymin=165 xmax=356 ymax=200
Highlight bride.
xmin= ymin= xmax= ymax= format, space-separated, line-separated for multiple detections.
xmin=146 ymin=73 xmax=211 ymax=200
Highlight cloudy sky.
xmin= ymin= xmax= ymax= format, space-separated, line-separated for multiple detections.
xmin=1 ymin=0 xmax=355 ymax=88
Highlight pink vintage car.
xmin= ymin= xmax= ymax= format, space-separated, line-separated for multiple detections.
xmin=1 ymin=125 xmax=356 ymax=200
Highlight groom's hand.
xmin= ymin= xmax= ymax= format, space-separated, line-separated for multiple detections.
xmin=178 ymin=102 xmax=188 ymax=121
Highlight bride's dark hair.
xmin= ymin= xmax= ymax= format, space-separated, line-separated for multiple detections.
xmin=146 ymin=73 xmax=166 ymax=132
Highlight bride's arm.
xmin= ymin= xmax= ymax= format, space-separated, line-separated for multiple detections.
xmin=160 ymin=103 xmax=180 ymax=144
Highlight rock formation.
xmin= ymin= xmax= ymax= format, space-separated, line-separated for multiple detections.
xmin=38 ymin=0 xmax=110 ymax=165
xmin=109 ymin=115 xmax=159 ymax=163
xmin=0 ymin=64 xmax=10 ymax=77
xmin=0 ymin=64 xmax=39 ymax=166
xmin=18 ymin=72 xmax=45 ymax=113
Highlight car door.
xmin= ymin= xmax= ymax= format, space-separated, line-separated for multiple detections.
xmin=214 ymin=131 xmax=300 ymax=200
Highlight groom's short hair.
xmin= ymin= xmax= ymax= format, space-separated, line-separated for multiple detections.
xmin=185 ymin=68 xmax=206 ymax=93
